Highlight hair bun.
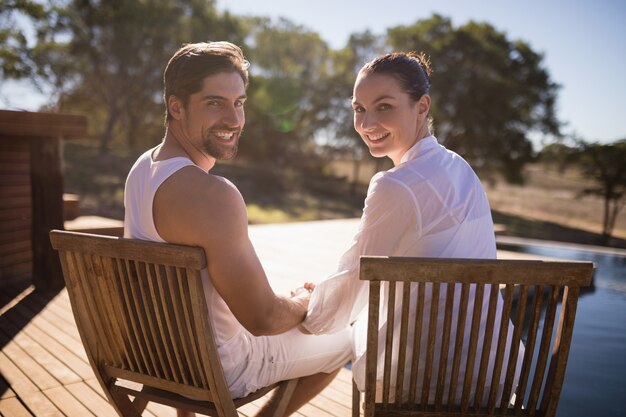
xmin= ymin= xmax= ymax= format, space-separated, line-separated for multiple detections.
xmin=407 ymin=51 xmax=433 ymax=77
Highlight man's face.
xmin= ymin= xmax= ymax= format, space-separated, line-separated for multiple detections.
xmin=181 ymin=71 xmax=247 ymax=161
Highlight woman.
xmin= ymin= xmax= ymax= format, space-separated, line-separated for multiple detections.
xmin=302 ymin=52 xmax=522 ymax=405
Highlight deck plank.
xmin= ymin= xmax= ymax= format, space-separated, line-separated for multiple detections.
xmin=0 ymin=373 xmax=15 ymax=400
xmin=0 ymin=318 xmax=81 ymax=385
xmin=16 ymin=300 xmax=87 ymax=358
xmin=65 ymin=381 xmax=119 ymax=417
xmin=43 ymin=385 xmax=95 ymax=416
xmin=0 ymin=336 xmax=60 ymax=391
xmin=0 ymin=352 xmax=60 ymax=415
xmin=3 ymin=304 xmax=94 ymax=379
xmin=0 ymin=396 xmax=33 ymax=417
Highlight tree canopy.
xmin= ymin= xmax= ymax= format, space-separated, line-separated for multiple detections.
xmin=2 ymin=4 xmax=571 ymax=184
xmin=0 ymin=0 xmax=45 ymax=80
xmin=387 ymin=15 xmax=561 ymax=183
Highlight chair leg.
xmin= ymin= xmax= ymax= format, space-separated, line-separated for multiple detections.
xmin=264 ymin=378 xmax=299 ymax=417
xmin=352 ymin=379 xmax=360 ymax=417
xmin=107 ymin=385 xmax=147 ymax=417
xmin=132 ymin=396 xmax=149 ymax=413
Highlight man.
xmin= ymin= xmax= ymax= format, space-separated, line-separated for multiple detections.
xmin=124 ymin=41 xmax=351 ymax=417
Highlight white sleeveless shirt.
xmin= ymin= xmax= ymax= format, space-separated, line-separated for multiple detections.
xmin=123 ymin=146 xmax=250 ymax=382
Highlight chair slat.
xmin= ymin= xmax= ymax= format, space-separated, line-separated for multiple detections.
xmin=408 ymin=281 xmax=426 ymax=405
xmin=177 ymin=264 xmax=235 ymax=414
xmin=117 ymin=258 xmax=154 ymax=376
xmin=421 ymin=282 xmax=440 ymax=405
xmin=94 ymin=255 xmax=134 ymax=369
xmin=473 ymin=284 xmax=500 ymax=411
xmin=487 ymin=284 xmax=515 ymax=412
xmin=127 ymin=258 xmax=165 ymax=379
xmin=447 ymin=283 xmax=470 ymax=408
xmin=364 ymin=280 xmax=381 ymax=417
xmin=541 ymin=286 xmax=580 ymax=416
xmin=527 ymin=286 xmax=560 ymax=411
xmin=499 ymin=285 xmax=529 ymax=412
xmin=394 ymin=281 xmax=411 ymax=406
xmin=514 ymin=285 xmax=545 ymax=413
xmin=382 ymin=281 xmax=396 ymax=405
xmin=461 ymin=283 xmax=485 ymax=413
xmin=138 ymin=261 xmax=173 ymax=381
xmin=177 ymin=268 xmax=209 ymax=389
xmin=163 ymin=266 xmax=194 ymax=386
xmin=435 ymin=283 xmax=455 ymax=409
xmin=75 ymin=252 xmax=119 ymax=364
xmin=108 ymin=257 xmax=142 ymax=373
xmin=151 ymin=264 xmax=185 ymax=384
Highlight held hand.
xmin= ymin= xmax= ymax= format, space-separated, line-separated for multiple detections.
xmin=298 ymin=323 xmax=312 ymax=334
xmin=290 ymin=288 xmax=311 ymax=310
xmin=290 ymin=283 xmax=315 ymax=297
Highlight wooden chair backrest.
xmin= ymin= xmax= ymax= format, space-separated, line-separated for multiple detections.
xmin=49 ymin=230 xmax=237 ymax=416
xmin=359 ymin=256 xmax=593 ymax=417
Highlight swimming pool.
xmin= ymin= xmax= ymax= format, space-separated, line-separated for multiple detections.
xmin=496 ymin=240 xmax=626 ymax=417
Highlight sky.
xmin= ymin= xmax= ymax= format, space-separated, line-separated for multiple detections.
xmin=215 ymin=0 xmax=626 ymax=144
xmin=2 ymin=0 xmax=625 ymax=144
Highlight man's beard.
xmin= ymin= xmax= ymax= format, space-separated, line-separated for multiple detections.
xmin=202 ymin=129 xmax=241 ymax=160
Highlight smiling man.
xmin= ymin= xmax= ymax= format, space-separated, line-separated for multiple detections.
xmin=123 ymin=42 xmax=351 ymax=417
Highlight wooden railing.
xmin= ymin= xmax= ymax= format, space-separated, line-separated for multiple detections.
xmin=0 ymin=109 xmax=87 ymax=290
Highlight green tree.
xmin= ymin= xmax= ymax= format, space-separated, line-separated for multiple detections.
xmin=239 ymin=17 xmax=331 ymax=169
xmin=538 ymin=140 xmax=581 ymax=173
xmin=387 ymin=15 xmax=561 ymax=183
xmin=30 ymin=0 xmax=246 ymax=151
xmin=576 ymin=139 xmax=626 ymax=244
xmin=324 ymin=31 xmax=387 ymax=191
xmin=0 ymin=0 xmax=45 ymax=82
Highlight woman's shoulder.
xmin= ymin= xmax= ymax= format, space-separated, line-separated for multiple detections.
xmin=367 ymin=167 xmax=418 ymax=201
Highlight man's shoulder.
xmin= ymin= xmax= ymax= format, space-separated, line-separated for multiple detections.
xmin=160 ymin=166 xmax=244 ymax=210
xmin=153 ymin=166 xmax=247 ymax=244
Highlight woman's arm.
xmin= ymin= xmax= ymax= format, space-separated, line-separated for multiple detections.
xmin=302 ymin=173 xmax=420 ymax=334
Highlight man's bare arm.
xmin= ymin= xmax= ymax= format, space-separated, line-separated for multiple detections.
xmin=154 ymin=167 xmax=306 ymax=335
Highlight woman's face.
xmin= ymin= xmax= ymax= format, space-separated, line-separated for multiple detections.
xmin=352 ymin=72 xmax=430 ymax=166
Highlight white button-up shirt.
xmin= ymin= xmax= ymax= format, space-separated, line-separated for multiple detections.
xmin=304 ymin=136 xmax=519 ymax=403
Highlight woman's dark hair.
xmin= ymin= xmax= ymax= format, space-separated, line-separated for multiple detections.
xmin=360 ymin=51 xmax=432 ymax=101
xmin=163 ymin=41 xmax=250 ymax=125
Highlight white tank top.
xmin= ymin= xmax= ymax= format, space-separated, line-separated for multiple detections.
xmin=123 ymin=146 xmax=250 ymax=378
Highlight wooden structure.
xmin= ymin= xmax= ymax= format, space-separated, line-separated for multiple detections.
xmin=0 ymin=110 xmax=87 ymax=290
xmin=354 ymin=256 xmax=593 ymax=417
xmin=49 ymin=230 xmax=299 ymax=417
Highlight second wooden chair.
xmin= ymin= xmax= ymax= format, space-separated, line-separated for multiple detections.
xmin=353 ymin=256 xmax=593 ymax=417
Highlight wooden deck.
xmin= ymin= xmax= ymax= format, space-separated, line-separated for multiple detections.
xmin=0 ymin=218 xmax=538 ymax=417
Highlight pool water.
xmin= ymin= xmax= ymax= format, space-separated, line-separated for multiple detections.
xmin=497 ymin=242 xmax=626 ymax=417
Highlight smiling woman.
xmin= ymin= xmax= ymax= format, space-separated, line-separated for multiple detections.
xmin=351 ymin=52 xmax=432 ymax=165
xmin=303 ymin=51 xmax=524 ymax=404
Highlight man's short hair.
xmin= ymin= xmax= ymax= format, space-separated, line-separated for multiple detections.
xmin=163 ymin=41 xmax=250 ymax=125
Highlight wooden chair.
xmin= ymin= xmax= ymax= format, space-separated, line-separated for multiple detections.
xmin=50 ymin=230 xmax=298 ymax=417
xmin=353 ymin=256 xmax=594 ymax=417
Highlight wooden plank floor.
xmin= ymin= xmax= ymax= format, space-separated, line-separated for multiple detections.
xmin=0 ymin=218 xmax=538 ymax=417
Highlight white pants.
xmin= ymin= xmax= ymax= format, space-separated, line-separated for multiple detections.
xmin=228 ymin=326 xmax=352 ymax=398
